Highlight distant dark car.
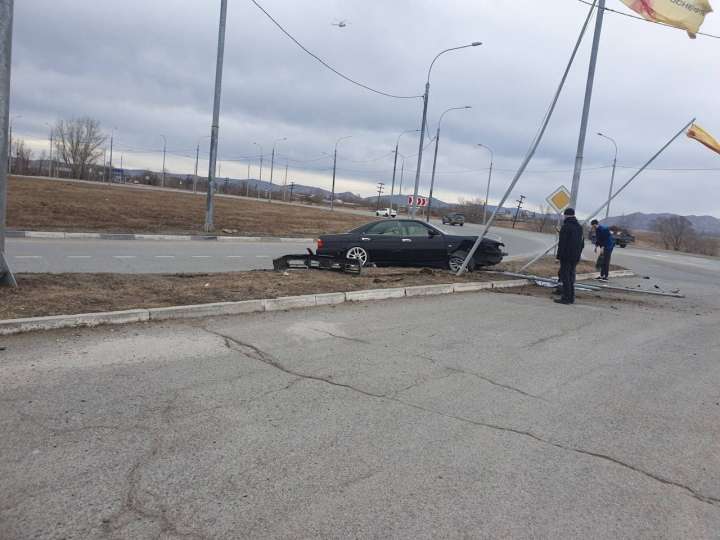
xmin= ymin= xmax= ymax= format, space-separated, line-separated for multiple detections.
xmin=442 ymin=213 xmax=465 ymax=226
xmin=316 ymin=219 xmax=505 ymax=272
xmin=610 ymin=228 xmax=635 ymax=248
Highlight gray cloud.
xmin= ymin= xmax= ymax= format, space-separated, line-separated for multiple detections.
xmin=9 ymin=0 xmax=720 ymax=216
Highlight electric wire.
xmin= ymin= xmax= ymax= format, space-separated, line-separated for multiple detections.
xmin=248 ymin=0 xmax=424 ymax=99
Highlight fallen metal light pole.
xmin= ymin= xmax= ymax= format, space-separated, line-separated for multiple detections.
xmin=456 ymin=1 xmax=597 ymax=275
xmin=518 ymin=117 xmax=696 ymax=274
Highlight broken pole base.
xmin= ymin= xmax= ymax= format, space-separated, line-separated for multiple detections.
xmin=0 ymin=252 xmax=17 ymax=288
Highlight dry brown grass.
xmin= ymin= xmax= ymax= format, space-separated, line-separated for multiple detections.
xmin=1 ymin=268 xmax=516 ymax=319
xmin=8 ymin=177 xmax=370 ymax=237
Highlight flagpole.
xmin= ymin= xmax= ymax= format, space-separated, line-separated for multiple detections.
xmin=570 ymin=0 xmax=605 ymax=208
xmin=518 ymin=117 xmax=696 ymax=273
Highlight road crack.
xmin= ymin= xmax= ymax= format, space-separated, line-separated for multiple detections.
xmin=444 ymin=367 xmax=549 ymax=402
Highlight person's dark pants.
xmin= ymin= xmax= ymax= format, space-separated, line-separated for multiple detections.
xmin=559 ymin=259 xmax=576 ymax=303
xmin=601 ymin=248 xmax=613 ymax=278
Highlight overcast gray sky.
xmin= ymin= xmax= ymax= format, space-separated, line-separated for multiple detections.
xmin=9 ymin=0 xmax=720 ymax=217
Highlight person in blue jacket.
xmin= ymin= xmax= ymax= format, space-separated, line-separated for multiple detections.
xmin=591 ymin=219 xmax=615 ymax=281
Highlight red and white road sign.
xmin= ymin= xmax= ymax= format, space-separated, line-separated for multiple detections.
xmin=407 ymin=196 xmax=428 ymax=207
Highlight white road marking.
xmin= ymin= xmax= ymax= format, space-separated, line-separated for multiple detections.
xmin=67 ymin=256 xmax=92 ymax=259
xmin=154 ymin=255 xmax=175 ymax=259
xmin=227 ymin=256 xmax=244 ymax=259
xmin=14 ymin=255 xmax=42 ymax=259
xmin=191 ymin=256 xmax=212 ymax=259
xmin=256 ymin=255 xmax=272 ymax=259
xmin=113 ymin=256 xmax=137 ymax=259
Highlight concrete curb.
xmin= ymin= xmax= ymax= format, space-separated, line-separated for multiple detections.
xmin=0 ymin=270 xmax=635 ymax=336
xmin=8 ymin=230 xmax=314 ymax=243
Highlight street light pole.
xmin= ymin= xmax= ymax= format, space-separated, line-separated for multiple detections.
xmin=46 ymin=124 xmax=54 ymax=177
xmin=0 ymin=0 xmax=16 ymax=286
xmin=269 ymin=137 xmax=286 ymax=202
xmin=253 ymin=142 xmax=263 ymax=185
xmin=391 ymin=129 xmax=418 ymax=212
xmin=411 ymin=42 xmax=482 ymax=218
xmin=597 ymin=132 xmax=618 ymax=220
xmin=570 ymin=0 xmax=605 ymax=208
xmin=331 ymin=135 xmax=351 ymax=210
xmin=159 ymin=134 xmax=167 ymax=187
xmin=204 ymin=0 xmax=228 ymax=232
xmin=477 ymin=143 xmax=494 ymax=225
xmin=7 ymin=114 xmax=19 ymax=174
xmin=426 ymin=106 xmax=471 ymax=222
xmin=108 ymin=127 xmax=116 ymax=183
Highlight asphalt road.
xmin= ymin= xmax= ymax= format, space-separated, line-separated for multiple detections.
xmin=6 ymin=225 xmax=549 ymax=274
xmin=1 ymin=251 xmax=719 ymax=538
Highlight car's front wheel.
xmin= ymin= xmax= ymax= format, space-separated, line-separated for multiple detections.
xmin=346 ymin=246 xmax=369 ymax=267
xmin=448 ymin=251 xmax=473 ymax=273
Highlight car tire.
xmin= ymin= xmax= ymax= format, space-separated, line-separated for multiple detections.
xmin=346 ymin=246 xmax=369 ymax=267
xmin=448 ymin=251 xmax=473 ymax=273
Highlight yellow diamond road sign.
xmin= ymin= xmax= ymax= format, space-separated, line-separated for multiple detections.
xmin=546 ymin=186 xmax=571 ymax=214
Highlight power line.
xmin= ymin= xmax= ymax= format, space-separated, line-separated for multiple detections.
xmin=575 ymin=0 xmax=720 ymax=39
xmin=249 ymin=0 xmax=424 ymax=99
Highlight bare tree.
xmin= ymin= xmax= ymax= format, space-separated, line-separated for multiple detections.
xmin=54 ymin=117 xmax=107 ymax=180
xmin=13 ymin=139 xmax=33 ymax=175
xmin=652 ymin=215 xmax=694 ymax=251
xmin=534 ymin=205 xmax=555 ymax=233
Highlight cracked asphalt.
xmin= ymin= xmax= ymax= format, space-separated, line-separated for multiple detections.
xmin=1 ymin=253 xmax=720 ymax=538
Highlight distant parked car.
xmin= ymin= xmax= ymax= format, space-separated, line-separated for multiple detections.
xmin=316 ymin=219 xmax=505 ymax=271
xmin=442 ymin=213 xmax=465 ymax=226
xmin=375 ymin=208 xmax=397 ymax=218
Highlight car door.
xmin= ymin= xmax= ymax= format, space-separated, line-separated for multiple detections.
xmin=359 ymin=221 xmax=404 ymax=264
xmin=398 ymin=221 xmax=447 ymax=266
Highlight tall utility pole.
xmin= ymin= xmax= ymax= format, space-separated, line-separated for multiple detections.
xmin=1 ymin=0 xmax=16 ymax=286
xmin=512 ymin=195 xmax=526 ymax=229
xmin=120 ymin=154 xmax=124 ymax=183
xmin=204 ymin=0 xmax=228 ymax=232
xmin=48 ymin=128 xmax=54 ymax=177
xmin=390 ymin=129 xmax=418 ymax=212
xmin=289 ymin=182 xmax=295 ymax=201
xmin=570 ymin=0 xmax=605 ymax=208
xmin=283 ymin=162 xmax=288 ymax=201
xmin=426 ymin=105 xmax=471 ymax=222
xmin=108 ymin=127 xmax=116 ymax=182
xmin=160 ymin=134 xmax=167 ymax=187
xmin=597 ymin=132 xmax=618 ymax=219
xmin=253 ymin=142 xmax=263 ymax=184
xmin=376 ymin=182 xmax=385 ymax=211
xmin=193 ymin=143 xmax=200 ymax=193
xmin=477 ymin=144 xmax=494 ymax=225
xmin=411 ymin=42 xmax=482 ymax=218
xmin=268 ymin=137 xmax=286 ymax=202
xmin=331 ymin=135 xmax=351 ymax=210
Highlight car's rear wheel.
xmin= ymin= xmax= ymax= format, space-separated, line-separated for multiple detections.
xmin=448 ymin=251 xmax=473 ymax=273
xmin=346 ymin=246 xmax=369 ymax=267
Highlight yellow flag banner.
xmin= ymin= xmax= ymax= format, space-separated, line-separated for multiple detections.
xmin=619 ymin=0 xmax=714 ymax=38
xmin=687 ymin=123 xmax=720 ymax=155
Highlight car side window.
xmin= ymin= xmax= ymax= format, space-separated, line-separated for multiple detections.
xmin=402 ymin=222 xmax=434 ymax=237
xmin=365 ymin=221 xmax=402 ymax=236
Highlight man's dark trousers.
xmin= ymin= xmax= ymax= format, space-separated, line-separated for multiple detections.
xmin=600 ymin=248 xmax=612 ymax=279
xmin=559 ymin=259 xmax=576 ymax=303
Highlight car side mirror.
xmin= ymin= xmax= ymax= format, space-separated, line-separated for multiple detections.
xmin=428 ymin=229 xmax=440 ymax=237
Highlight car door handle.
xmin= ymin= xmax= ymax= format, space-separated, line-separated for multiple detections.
xmin=361 ymin=237 xmax=371 ymax=242
xmin=402 ymin=238 xmax=412 ymax=243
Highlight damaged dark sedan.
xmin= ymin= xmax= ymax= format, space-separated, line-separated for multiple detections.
xmin=316 ymin=219 xmax=506 ymax=272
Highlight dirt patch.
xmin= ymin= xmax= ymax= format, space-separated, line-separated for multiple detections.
xmin=493 ymin=258 xmax=621 ymax=276
xmin=8 ymin=177 xmax=370 ymax=236
xmin=1 ymin=268 xmax=518 ymax=320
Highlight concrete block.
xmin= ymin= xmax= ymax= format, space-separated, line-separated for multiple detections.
xmin=453 ymin=282 xmax=493 ymax=293
xmin=148 ymin=300 xmax=264 ymax=321
xmin=218 ymin=236 xmax=263 ymax=242
xmin=65 ymin=232 xmax=102 ymax=239
xmin=405 ymin=284 xmax=455 ymax=297
xmin=0 ymin=309 xmax=150 ymax=336
xmin=26 ymin=231 xmax=65 ymax=239
xmin=5 ymin=230 xmax=27 ymax=238
xmin=264 ymin=295 xmax=317 ymax=312
xmin=314 ymin=293 xmax=346 ymax=306
xmin=135 ymin=234 xmax=192 ymax=241
xmin=345 ymin=288 xmax=406 ymax=302
xmin=99 ymin=233 xmax=135 ymax=241
xmin=491 ymin=279 xmax=530 ymax=289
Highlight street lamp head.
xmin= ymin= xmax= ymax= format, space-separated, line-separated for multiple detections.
xmin=464 ymin=105 xmax=472 ymax=109
xmin=471 ymin=42 xmax=483 ymax=47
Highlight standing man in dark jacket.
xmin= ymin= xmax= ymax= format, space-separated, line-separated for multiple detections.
xmin=555 ymin=208 xmax=585 ymax=305
xmin=591 ymin=219 xmax=615 ymax=281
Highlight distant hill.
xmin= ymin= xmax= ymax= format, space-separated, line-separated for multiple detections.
xmin=604 ymin=212 xmax=720 ymax=235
